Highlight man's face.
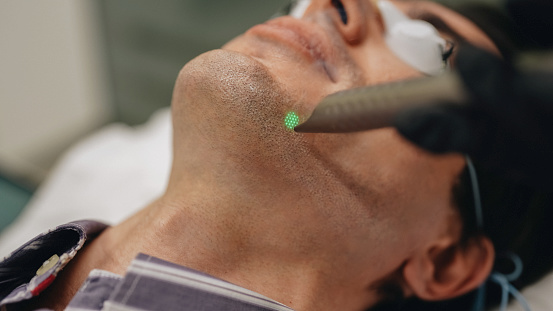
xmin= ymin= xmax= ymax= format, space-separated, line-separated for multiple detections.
xmin=170 ymin=0 xmax=495 ymax=293
xmin=221 ymin=0 xmax=497 ymax=114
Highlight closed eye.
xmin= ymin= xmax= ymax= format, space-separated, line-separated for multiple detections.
xmin=442 ymin=40 xmax=455 ymax=64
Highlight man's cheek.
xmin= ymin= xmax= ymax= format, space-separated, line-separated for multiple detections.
xmin=261 ymin=60 xmax=335 ymax=114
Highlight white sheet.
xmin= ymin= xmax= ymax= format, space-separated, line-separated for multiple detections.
xmin=0 ymin=108 xmax=172 ymax=257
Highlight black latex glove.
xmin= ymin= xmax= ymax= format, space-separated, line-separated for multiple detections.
xmin=507 ymin=0 xmax=553 ymax=49
xmin=394 ymin=45 xmax=553 ymax=189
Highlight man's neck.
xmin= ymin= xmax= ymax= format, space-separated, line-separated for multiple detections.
xmin=38 ymin=190 xmax=380 ymax=311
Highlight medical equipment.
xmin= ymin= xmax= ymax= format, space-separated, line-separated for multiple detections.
xmin=294 ymin=51 xmax=553 ymax=133
xmin=378 ymin=0 xmax=452 ymax=76
xmin=293 ymin=70 xmax=467 ymax=133
xmin=292 ymin=0 xmax=553 ymax=134
xmin=294 ymin=0 xmax=461 ymax=133
xmin=465 ymin=156 xmax=532 ymax=311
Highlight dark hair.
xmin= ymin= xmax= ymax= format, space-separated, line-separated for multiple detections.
xmin=369 ymin=162 xmax=553 ymax=311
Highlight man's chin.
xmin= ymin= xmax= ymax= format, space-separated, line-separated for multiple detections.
xmin=172 ymin=49 xmax=301 ymax=142
xmin=175 ymin=48 xmax=280 ymax=111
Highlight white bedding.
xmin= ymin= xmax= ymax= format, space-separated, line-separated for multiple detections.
xmin=0 ymin=107 xmax=551 ymax=310
xmin=0 ymin=108 xmax=172 ymax=257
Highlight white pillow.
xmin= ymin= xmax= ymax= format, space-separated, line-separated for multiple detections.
xmin=0 ymin=108 xmax=172 ymax=257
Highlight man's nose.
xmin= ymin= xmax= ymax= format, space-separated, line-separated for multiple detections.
xmin=311 ymin=0 xmax=373 ymax=44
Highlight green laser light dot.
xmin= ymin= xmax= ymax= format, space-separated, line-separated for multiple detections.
xmin=284 ymin=112 xmax=300 ymax=130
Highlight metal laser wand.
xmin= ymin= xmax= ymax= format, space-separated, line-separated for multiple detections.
xmin=294 ymin=70 xmax=469 ymax=133
xmin=294 ymin=51 xmax=553 ymax=134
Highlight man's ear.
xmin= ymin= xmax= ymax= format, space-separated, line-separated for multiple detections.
xmin=402 ymin=235 xmax=495 ymax=301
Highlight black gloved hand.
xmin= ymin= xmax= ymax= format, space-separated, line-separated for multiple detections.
xmin=506 ymin=0 xmax=553 ymax=49
xmin=394 ymin=45 xmax=553 ymax=189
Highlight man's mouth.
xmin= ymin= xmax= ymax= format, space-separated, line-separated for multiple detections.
xmin=246 ymin=16 xmax=337 ymax=83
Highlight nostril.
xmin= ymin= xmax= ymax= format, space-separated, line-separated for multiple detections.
xmin=332 ymin=0 xmax=348 ymax=24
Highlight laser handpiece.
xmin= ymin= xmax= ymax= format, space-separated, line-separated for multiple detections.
xmin=294 ymin=51 xmax=553 ymax=133
xmin=293 ymin=71 xmax=468 ymax=133
xmin=294 ymin=0 xmax=463 ymax=133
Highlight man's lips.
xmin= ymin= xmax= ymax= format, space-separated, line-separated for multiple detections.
xmin=246 ymin=16 xmax=336 ymax=82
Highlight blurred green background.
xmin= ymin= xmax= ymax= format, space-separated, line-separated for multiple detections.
xmin=0 ymin=0 xmax=287 ymax=233
xmin=101 ymin=0 xmax=288 ymax=125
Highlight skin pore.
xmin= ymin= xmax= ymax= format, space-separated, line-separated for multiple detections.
xmin=29 ymin=1 xmax=497 ymax=311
